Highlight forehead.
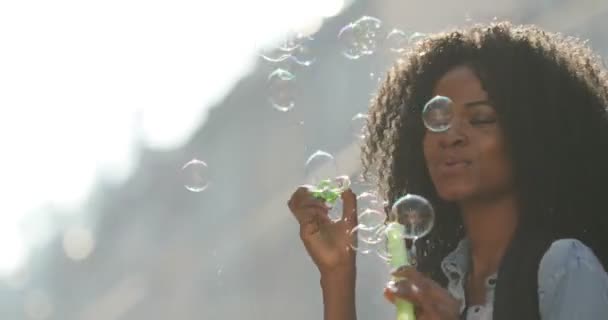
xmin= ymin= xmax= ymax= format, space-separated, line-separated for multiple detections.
xmin=431 ymin=65 xmax=488 ymax=104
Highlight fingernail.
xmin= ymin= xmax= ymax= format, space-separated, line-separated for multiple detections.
xmin=386 ymin=280 xmax=398 ymax=293
xmin=383 ymin=289 xmax=396 ymax=303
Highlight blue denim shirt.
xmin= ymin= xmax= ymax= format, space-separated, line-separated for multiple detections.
xmin=440 ymin=238 xmax=608 ymax=320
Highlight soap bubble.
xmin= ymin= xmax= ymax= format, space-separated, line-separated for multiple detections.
xmin=310 ymin=175 xmax=350 ymax=222
xmin=358 ymin=208 xmax=385 ymax=231
xmin=182 ymin=159 xmax=210 ymax=192
xmin=350 ymin=112 xmax=369 ymax=140
xmin=338 ymin=16 xmax=383 ymax=59
xmin=356 ymin=191 xmax=386 ymax=230
xmin=259 ymin=31 xmax=313 ymax=63
xmin=268 ymin=68 xmax=296 ymax=112
xmin=374 ymin=228 xmax=391 ymax=261
xmin=422 ymin=95 xmax=453 ymax=132
xmin=259 ymin=47 xmax=291 ymax=63
xmin=305 ymin=150 xmax=338 ymax=185
xmin=408 ymin=32 xmax=427 ymax=46
xmin=305 ymin=150 xmax=349 ymax=221
xmin=291 ymin=44 xmax=316 ymax=66
xmin=278 ymin=31 xmax=312 ymax=52
xmin=386 ymin=29 xmax=409 ymax=53
xmin=349 ymin=224 xmax=385 ymax=254
xmin=389 ymin=194 xmax=435 ymax=239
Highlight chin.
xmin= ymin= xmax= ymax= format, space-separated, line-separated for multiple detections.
xmin=436 ymin=185 xmax=475 ymax=202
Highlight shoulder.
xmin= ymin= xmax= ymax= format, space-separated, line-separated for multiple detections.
xmin=537 ymin=238 xmax=608 ymax=319
xmin=539 ymin=238 xmax=604 ymax=279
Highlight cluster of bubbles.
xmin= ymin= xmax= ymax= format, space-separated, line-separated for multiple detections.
xmin=338 ymin=16 xmax=427 ymax=60
xmin=350 ymin=193 xmax=435 ymax=263
xmin=302 ymin=148 xmax=435 ymax=264
xmin=259 ymin=31 xmax=316 ymax=67
xmin=260 ymin=31 xmax=316 ymax=113
xmin=175 ymin=15 xmax=429 ymax=192
xmin=258 ymin=15 xmax=429 ymax=114
xmin=179 ymin=95 xmax=452 ymax=194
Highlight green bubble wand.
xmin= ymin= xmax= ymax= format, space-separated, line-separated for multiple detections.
xmin=385 ymin=222 xmax=416 ymax=320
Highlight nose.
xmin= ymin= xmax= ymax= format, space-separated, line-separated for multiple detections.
xmin=438 ymin=119 xmax=468 ymax=148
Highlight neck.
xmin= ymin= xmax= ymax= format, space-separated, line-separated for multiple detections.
xmin=459 ymin=192 xmax=519 ymax=279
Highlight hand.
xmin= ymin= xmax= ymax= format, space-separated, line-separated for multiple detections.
xmin=383 ymin=266 xmax=461 ymax=320
xmin=287 ymin=185 xmax=358 ymax=275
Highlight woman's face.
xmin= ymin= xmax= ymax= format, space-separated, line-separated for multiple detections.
xmin=422 ymin=65 xmax=514 ymax=203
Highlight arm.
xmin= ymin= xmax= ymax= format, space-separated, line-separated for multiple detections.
xmin=320 ymin=267 xmax=357 ymax=320
xmin=538 ymin=239 xmax=608 ymax=320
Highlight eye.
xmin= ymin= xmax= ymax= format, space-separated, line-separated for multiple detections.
xmin=470 ymin=118 xmax=497 ymax=126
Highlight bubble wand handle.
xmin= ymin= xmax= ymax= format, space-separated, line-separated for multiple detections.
xmin=386 ymin=222 xmax=416 ymax=320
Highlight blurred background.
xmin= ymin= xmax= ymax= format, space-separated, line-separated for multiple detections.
xmin=1 ymin=0 xmax=607 ymax=319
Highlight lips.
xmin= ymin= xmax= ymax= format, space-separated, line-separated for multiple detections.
xmin=444 ymin=159 xmax=471 ymax=166
xmin=438 ymin=158 xmax=471 ymax=173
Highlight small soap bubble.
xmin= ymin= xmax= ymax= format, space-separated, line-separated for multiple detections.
xmin=182 ymin=159 xmax=210 ymax=192
xmin=356 ymin=191 xmax=386 ymax=230
xmin=386 ymin=29 xmax=409 ymax=53
xmin=259 ymin=47 xmax=291 ymax=63
xmin=268 ymin=68 xmax=296 ymax=112
xmin=291 ymin=44 xmax=316 ymax=66
xmin=338 ymin=16 xmax=383 ymax=59
xmin=408 ymin=32 xmax=427 ymax=46
xmin=279 ymin=31 xmax=312 ymax=52
xmin=350 ymin=112 xmax=369 ymax=140
xmin=374 ymin=228 xmax=391 ymax=261
xmin=422 ymin=95 xmax=453 ymax=132
xmin=259 ymin=31 xmax=313 ymax=63
xmin=358 ymin=208 xmax=386 ymax=231
xmin=389 ymin=194 xmax=435 ymax=239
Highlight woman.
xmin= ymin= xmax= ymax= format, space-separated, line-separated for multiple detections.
xmin=287 ymin=22 xmax=608 ymax=320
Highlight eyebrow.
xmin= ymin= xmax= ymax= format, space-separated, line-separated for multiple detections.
xmin=464 ymin=99 xmax=492 ymax=107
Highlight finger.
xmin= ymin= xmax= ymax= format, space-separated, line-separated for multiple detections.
xmin=288 ymin=186 xmax=313 ymax=210
xmin=299 ymin=210 xmax=333 ymax=252
xmin=298 ymin=208 xmax=331 ymax=235
xmin=386 ymin=280 xmax=435 ymax=313
xmin=289 ymin=190 xmax=329 ymax=225
xmin=391 ymin=267 xmax=460 ymax=311
xmin=383 ymin=288 xmax=396 ymax=303
xmin=341 ymin=189 xmax=357 ymax=225
xmin=391 ymin=266 xmax=439 ymax=290
xmin=288 ymin=185 xmax=328 ymax=208
xmin=391 ymin=266 xmax=440 ymax=293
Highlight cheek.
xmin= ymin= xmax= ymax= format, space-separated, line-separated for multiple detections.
xmin=422 ymin=134 xmax=435 ymax=165
xmin=478 ymin=139 xmax=513 ymax=188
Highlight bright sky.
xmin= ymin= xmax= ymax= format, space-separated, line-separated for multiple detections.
xmin=0 ymin=0 xmax=349 ymax=277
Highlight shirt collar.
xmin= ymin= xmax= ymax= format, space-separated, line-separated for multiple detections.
xmin=441 ymin=237 xmax=470 ymax=281
xmin=440 ymin=237 xmax=499 ymax=288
